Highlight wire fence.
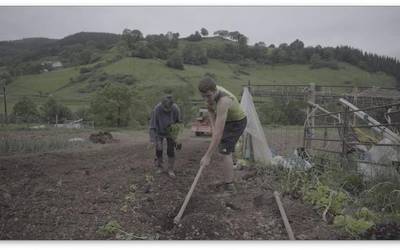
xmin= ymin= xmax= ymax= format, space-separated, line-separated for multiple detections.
xmin=304 ymin=97 xmax=400 ymax=179
xmin=242 ymin=83 xmax=400 ymax=179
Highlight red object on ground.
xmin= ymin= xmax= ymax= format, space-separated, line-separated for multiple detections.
xmin=191 ymin=108 xmax=212 ymax=136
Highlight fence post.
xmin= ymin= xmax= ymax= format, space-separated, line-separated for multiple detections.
xmin=304 ymin=83 xmax=316 ymax=151
xmin=341 ymin=106 xmax=349 ymax=167
xmin=323 ymin=127 xmax=328 ymax=148
xmin=2 ymin=85 xmax=7 ymax=125
xmin=352 ymin=87 xmax=358 ymax=126
xmin=303 ymin=104 xmax=309 ymax=149
xmin=309 ymin=83 xmax=316 ymax=135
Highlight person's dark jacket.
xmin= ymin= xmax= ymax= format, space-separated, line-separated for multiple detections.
xmin=149 ymin=103 xmax=181 ymax=142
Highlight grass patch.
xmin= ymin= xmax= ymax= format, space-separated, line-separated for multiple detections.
xmin=3 ymin=52 xmax=396 ymax=114
xmin=0 ymin=127 xmax=93 ymax=154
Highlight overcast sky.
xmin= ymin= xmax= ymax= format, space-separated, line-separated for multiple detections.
xmin=0 ymin=6 xmax=399 ymax=59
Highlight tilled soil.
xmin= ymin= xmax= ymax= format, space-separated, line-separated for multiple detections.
xmin=0 ymin=132 xmax=340 ymax=240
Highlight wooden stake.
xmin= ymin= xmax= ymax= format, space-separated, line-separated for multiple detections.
xmin=273 ymin=191 xmax=295 ymax=240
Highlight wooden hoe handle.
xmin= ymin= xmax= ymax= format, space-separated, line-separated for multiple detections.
xmin=174 ymin=163 xmax=206 ymax=224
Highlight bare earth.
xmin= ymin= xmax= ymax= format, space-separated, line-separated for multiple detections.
xmin=0 ymin=130 xmax=341 ymax=240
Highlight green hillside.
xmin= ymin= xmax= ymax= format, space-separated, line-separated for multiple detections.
xmin=2 ymin=57 xmax=397 ymax=112
xmin=1 ymin=34 xmax=398 ymax=115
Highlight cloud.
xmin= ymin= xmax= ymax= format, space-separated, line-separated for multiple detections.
xmin=0 ymin=6 xmax=399 ymax=59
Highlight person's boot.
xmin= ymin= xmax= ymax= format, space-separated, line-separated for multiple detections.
xmin=154 ymin=158 xmax=163 ymax=174
xmin=223 ymin=182 xmax=237 ymax=194
xmin=167 ymin=157 xmax=176 ymax=178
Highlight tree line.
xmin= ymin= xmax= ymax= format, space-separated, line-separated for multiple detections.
xmin=121 ymin=28 xmax=400 ymax=86
xmin=1 ymin=28 xmax=399 ymax=85
xmin=8 ymin=83 xmax=195 ymax=128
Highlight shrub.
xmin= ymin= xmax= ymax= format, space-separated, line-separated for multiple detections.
xmin=182 ymin=44 xmax=208 ymax=65
xmin=13 ymin=96 xmax=40 ymax=123
xmin=166 ymin=52 xmax=184 ymax=70
xmin=40 ymin=98 xmax=72 ymax=123
xmin=186 ymin=31 xmax=202 ymax=41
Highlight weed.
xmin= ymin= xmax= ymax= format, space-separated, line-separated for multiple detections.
xmin=97 ymin=220 xmax=151 ymax=240
xmin=96 ymin=220 xmax=122 ymax=237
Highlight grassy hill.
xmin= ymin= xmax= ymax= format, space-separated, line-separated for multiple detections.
xmin=1 ymin=36 xmax=398 ymax=113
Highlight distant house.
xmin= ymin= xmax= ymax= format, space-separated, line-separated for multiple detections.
xmin=51 ymin=61 xmax=63 ymax=68
xmin=41 ymin=60 xmax=63 ymax=72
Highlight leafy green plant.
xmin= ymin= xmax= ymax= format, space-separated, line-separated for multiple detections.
xmin=355 ymin=207 xmax=378 ymax=222
xmin=125 ymin=192 xmax=136 ymax=203
xmin=96 ymin=220 xmax=123 ymax=237
xmin=120 ymin=204 xmax=128 ymax=213
xmin=129 ymin=184 xmax=137 ymax=193
xmin=334 ymin=215 xmax=374 ymax=237
xmin=342 ymin=174 xmax=365 ymax=195
xmin=303 ymin=182 xmax=348 ymax=215
xmin=252 ymin=148 xmax=398 ymax=239
xmin=145 ymin=174 xmax=154 ymax=184
xmin=360 ymin=181 xmax=400 ymax=214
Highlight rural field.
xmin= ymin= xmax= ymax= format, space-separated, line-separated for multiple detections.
xmin=1 ymin=6 xmax=400 ymax=241
xmin=0 ymin=128 xmax=340 ymax=240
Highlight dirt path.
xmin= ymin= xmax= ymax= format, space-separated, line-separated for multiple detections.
xmin=0 ymin=131 xmax=340 ymax=240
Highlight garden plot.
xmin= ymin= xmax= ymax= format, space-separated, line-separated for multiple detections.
xmin=0 ymin=130 xmax=339 ymax=240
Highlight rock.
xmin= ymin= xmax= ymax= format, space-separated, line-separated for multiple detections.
xmin=3 ymin=192 xmax=11 ymax=200
xmin=68 ymin=138 xmax=85 ymax=142
xmin=242 ymin=170 xmax=258 ymax=180
xmin=89 ymin=131 xmax=113 ymax=144
xmin=243 ymin=232 xmax=251 ymax=239
xmin=297 ymin=234 xmax=307 ymax=240
xmin=144 ymin=184 xmax=152 ymax=193
xmin=224 ymin=202 xmax=241 ymax=211
xmin=253 ymin=193 xmax=274 ymax=208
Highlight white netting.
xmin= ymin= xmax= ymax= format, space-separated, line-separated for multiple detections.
xmin=240 ymin=87 xmax=273 ymax=165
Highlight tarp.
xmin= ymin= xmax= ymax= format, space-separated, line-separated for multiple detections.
xmin=240 ymin=87 xmax=273 ymax=165
xmin=358 ymin=138 xmax=400 ymax=179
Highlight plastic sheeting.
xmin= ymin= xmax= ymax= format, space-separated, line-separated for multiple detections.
xmin=358 ymin=138 xmax=400 ymax=179
xmin=240 ymin=87 xmax=273 ymax=165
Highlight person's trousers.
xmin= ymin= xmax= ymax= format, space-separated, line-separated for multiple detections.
xmin=155 ymin=136 xmax=175 ymax=163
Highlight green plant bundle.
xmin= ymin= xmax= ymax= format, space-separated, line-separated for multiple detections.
xmin=334 ymin=215 xmax=374 ymax=237
xmin=166 ymin=123 xmax=183 ymax=140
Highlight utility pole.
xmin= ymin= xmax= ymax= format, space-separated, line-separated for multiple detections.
xmin=2 ymin=83 xmax=7 ymax=125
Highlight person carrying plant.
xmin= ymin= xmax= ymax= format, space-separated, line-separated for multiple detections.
xmin=198 ymin=77 xmax=247 ymax=193
xmin=149 ymin=95 xmax=182 ymax=178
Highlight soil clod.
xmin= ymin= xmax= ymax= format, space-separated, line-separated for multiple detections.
xmin=89 ymin=131 xmax=114 ymax=144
